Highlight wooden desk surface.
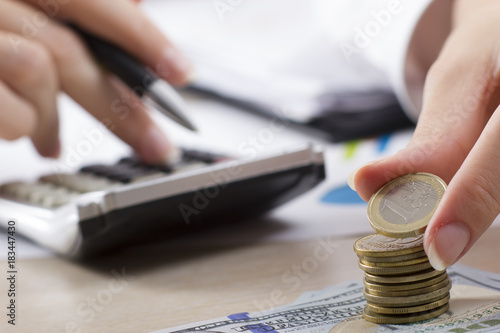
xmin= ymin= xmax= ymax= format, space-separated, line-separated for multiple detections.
xmin=2 ymin=223 xmax=500 ymax=333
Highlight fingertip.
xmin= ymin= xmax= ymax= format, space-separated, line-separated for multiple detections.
xmin=31 ymin=112 xmax=61 ymax=159
xmin=137 ymin=125 xmax=177 ymax=164
xmin=165 ymin=145 xmax=183 ymax=165
xmin=159 ymin=47 xmax=194 ymax=86
xmin=351 ymin=158 xmax=391 ymax=201
xmin=37 ymin=139 xmax=61 ymax=159
xmin=426 ymin=240 xmax=448 ymax=271
xmin=347 ymin=168 xmax=358 ymax=191
xmin=425 ymin=221 xmax=470 ymax=270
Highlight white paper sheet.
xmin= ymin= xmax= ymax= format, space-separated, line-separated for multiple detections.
xmin=141 ymin=0 xmax=396 ymax=122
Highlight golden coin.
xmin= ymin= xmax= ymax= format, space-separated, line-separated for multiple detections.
xmin=367 ymin=173 xmax=447 ymax=238
xmin=363 ymin=284 xmax=451 ymax=307
xmin=359 ymin=256 xmax=429 ymax=268
xmin=363 ymin=272 xmax=447 ymax=292
xmin=366 ymin=294 xmax=450 ymax=315
xmin=358 ymin=250 xmax=427 ymax=263
xmin=359 ymin=260 xmax=432 ymax=275
xmin=362 ymin=303 xmax=449 ymax=324
xmin=364 ymin=268 xmax=443 ymax=284
xmin=354 ymin=233 xmax=424 ymax=257
xmin=364 ymin=278 xmax=450 ymax=297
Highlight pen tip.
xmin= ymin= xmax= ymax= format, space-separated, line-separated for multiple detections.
xmin=180 ymin=119 xmax=198 ymax=133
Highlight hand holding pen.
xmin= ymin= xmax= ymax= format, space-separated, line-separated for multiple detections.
xmin=0 ymin=0 xmax=192 ymax=163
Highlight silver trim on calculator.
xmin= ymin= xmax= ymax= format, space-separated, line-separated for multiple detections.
xmin=0 ymin=144 xmax=323 ymax=255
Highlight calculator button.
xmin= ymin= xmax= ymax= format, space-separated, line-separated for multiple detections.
xmin=118 ymin=157 xmax=172 ymax=173
xmin=40 ymin=173 xmax=120 ymax=192
xmin=182 ymin=149 xmax=228 ymax=163
xmin=81 ymin=163 xmax=165 ymax=183
xmin=1 ymin=181 xmax=79 ymax=208
xmin=1 ymin=182 xmax=33 ymax=199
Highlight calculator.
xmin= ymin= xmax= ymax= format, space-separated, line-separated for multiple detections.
xmin=0 ymin=145 xmax=325 ymax=258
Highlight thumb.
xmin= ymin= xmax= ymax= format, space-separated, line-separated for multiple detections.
xmin=351 ymin=23 xmax=500 ymax=269
xmin=351 ymin=20 xmax=499 ymax=201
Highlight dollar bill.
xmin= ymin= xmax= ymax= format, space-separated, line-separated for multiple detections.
xmin=156 ymin=264 xmax=500 ymax=333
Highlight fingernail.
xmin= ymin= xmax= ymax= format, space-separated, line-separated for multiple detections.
xmin=348 ymin=161 xmax=375 ymax=191
xmin=427 ymin=222 xmax=470 ymax=271
xmin=166 ymin=145 xmax=183 ymax=165
xmin=347 ymin=168 xmax=359 ymax=191
xmin=163 ymin=47 xmax=193 ymax=81
xmin=37 ymin=138 xmax=61 ymax=159
xmin=48 ymin=140 xmax=61 ymax=159
xmin=348 ymin=159 xmax=385 ymax=191
xmin=141 ymin=126 xmax=170 ymax=164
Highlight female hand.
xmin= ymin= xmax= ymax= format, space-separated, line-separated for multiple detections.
xmin=0 ymin=0 xmax=191 ymax=163
xmin=350 ymin=0 xmax=500 ymax=270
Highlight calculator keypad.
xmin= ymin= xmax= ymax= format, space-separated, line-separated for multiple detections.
xmin=1 ymin=181 xmax=80 ymax=208
xmin=0 ymin=149 xmax=228 ymax=208
xmin=40 ymin=173 xmax=120 ymax=192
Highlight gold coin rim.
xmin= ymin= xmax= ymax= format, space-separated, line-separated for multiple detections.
xmin=358 ymin=250 xmax=427 ymax=263
xmin=367 ymin=173 xmax=447 ymax=238
xmin=363 ymin=272 xmax=448 ymax=292
xmin=364 ymin=278 xmax=451 ymax=297
xmin=353 ymin=234 xmax=424 ymax=257
xmin=359 ymin=260 xmax=432 ymax=275
xmin=362 ymin=303 xmax=449 ymax=324
xmin=359 ymin=256 xmax=429 ymax=268
xmin=364 ymin=268 xmax=443 ymax=284
xmin=363 ymin=283 xmax=451 ymax=307
xmin=366 ymin=294 xmax=450 ymax=314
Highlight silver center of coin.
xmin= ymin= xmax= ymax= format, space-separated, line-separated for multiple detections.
xmin=379 ymin=181 xmax=437 ymax=225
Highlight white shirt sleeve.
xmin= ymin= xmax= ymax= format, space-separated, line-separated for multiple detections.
xmin=142 ymin=0 xmax=453 ymax=123
xmin=314 ymin=0 xmax=453 ymax=122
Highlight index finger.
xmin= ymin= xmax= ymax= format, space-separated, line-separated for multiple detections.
xmin=352 ymin=24 xmax=500 ymax=201
xmin=24 ymin=0 xmax=192 ymax=86
xmin=350 ymin=21 xmax=500 ymax=271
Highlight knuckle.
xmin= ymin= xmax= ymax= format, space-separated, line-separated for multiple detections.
xmin=463 ymin=172 xmax=500 ymax=217
xmin=10 ymin=43 xmax=53 ymax=87
xmin=427 ymin=47 xmax=492 ymax=97
xmin=0 ymin=112 xmax=37 ymax=141
xmin=47 ymin=28 xmax=87 ymax=65
xmin=3 ymin=125 xmax=32 ymax=141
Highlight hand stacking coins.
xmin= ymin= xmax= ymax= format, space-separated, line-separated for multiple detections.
xmin=354 ymin=173 xmax=450 ymax=324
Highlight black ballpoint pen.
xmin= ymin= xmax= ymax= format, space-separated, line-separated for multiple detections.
xmin=71 ymin=25 xmax=197 ymax=132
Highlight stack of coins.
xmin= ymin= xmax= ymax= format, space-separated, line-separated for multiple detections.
xmin=354 ymin=233 xmax=450 ymax=324
xmin=355 ymin=173 xmax=450 ymax=324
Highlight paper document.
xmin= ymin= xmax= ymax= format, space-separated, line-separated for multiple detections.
xmin=142 ymin=0 xmax=399 ymax=123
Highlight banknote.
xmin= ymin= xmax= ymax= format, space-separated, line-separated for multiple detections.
xmin=156 ymin=265 xmax=500 ymax=333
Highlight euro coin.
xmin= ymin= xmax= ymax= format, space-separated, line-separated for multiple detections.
xmin=359 ymin=256 xmax=429 ymax=268
xmin=364 ymin=268 xmax=443 ymax=284
xmin=367 ymin=173 xmax=447 ymax=238
xmin=366 ymin=294 xmax=450 ymax=315
xmin=363 ymin=283 xmax=451 ymax=307
xmin=364 ymin=278 xmax=450 ymax=297
xmin=362 ymin=303 xmax=449 ymax=324
xmin=358 ymin=250 xmax=427 ymax=263
xmin=359 ymin=261 xmax=432 ymax=275
xmin=363 ymin=272 xmax=448 ymax=292
xmin=354 ymin=233 xmax=424 ymax=257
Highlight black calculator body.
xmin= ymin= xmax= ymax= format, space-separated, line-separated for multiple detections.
xmin=0 ymin=145 xmax=325 ymax=258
